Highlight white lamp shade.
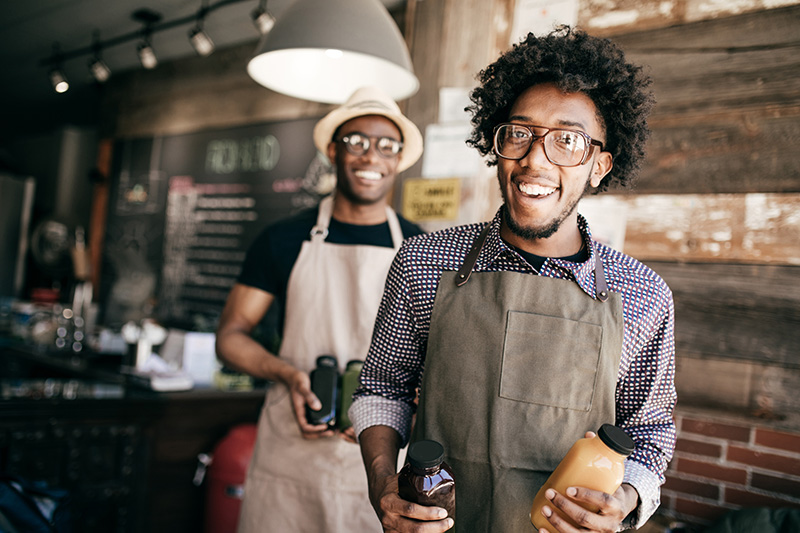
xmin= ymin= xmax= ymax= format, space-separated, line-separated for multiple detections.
xmin=247 ymin=0 xmax=419 ymax=104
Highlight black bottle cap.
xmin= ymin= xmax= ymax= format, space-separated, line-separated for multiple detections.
xmin=408 ymin=440 xmax=445 ymax=469
xmin=316 ymin=355 xmax=338 ymax=368
xmin=597 ymin=424 xmax=635 ymax=456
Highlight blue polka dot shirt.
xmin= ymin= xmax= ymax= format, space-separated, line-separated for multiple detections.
xmin=350 ymin=208 xmax=677 ymax=528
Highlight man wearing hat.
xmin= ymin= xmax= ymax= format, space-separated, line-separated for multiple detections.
xmin=215 ymin=86 xmax=424 ymax=532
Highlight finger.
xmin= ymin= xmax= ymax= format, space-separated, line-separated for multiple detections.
xmin=545 ymin=488 xmax=596 ymax=531
xmin=565 ymin=486 xmax=622 ymax=516
xmin=339 ymin=427 xmax=357 ymax=443
xmin=384 ymin=492 xmax=450 ymax=522
xmin=584 ymin=431 xmax=597 ymax=439
xmin=301 ymin=427 xmax=336 ymax=440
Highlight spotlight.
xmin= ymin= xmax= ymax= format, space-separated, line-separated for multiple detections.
xmin=50 ymin=68 xmax=69 ymax=93
xmin=189 ymin=1 xmax=215 ymax=56
xmin=251 ymin=0 xmax=275 ymax=35
xmin=89 ymin=57 xmax=111 ymax=83
xmin=189 ymin=26 xmax=215 ymax=56
xmin=48 ymin=43 xmax=69 ymax=93
xmin=137 ymin=36 xmax=158 ymax=69
xmin=89 ymin=31 xmax=111 ymax=83
xmin=132 ymin=8 xmax=161 ymax=69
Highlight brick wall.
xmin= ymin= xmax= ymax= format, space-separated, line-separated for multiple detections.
xmin=659 ymin=409 xmax=800 ymax=528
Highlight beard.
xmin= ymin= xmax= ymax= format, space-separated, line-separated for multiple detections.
xmin=500 ymin=175 xmax=592 ymax=241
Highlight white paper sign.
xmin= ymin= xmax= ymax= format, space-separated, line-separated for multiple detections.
xmin=421 ymin=123 xmax=483 ymax=178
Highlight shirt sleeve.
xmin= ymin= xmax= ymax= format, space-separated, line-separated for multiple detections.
xmin=617 ymin=284 xmax=677 ymax=528
xmin=351 ymin=245 xmax=425 ymax=445
xmin=237 ymin=226 xmax=279 ymax=294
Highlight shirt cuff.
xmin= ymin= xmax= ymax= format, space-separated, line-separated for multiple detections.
xmin=350 ymin=395 xmax=415 ymax=445
xmin=620 ymin=460 xmax=662 ymax=530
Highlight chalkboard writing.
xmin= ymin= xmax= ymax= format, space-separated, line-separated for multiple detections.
xmin=101 ymin=117 xmax=334 ymax=330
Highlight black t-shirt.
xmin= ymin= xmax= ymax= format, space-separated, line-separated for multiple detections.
xmin=238 ymin=205 xmax=424 ymax=337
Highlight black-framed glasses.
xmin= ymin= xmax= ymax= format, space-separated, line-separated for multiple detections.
xmin=493 ymin=123 xmax=604 ymax=167
xmin=336 ymin=133 xmax=403 ymax=158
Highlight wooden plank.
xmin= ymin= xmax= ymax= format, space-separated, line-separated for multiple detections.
xmin=606 ymin=6 xmax=800 ymax=194
xmin=581 ymin=193 xmax=800 ymax=265
xmin=643 ymin=261 xmax=800 ymax=369
xmin=632 ymin=107 xmax=800 ymax=194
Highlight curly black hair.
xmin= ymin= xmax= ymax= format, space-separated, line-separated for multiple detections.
xmin=466 ymin=26 xmax=655 ymax=191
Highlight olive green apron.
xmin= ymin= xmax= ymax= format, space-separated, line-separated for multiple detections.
xmin=238 ymin=195 xmax=399 ymax=533
xmin=410 ymin=225 xmax=624 ymax=532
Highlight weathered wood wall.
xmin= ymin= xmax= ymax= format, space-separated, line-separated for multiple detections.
xmin=402 ymin=1 xmax=800 ymax=418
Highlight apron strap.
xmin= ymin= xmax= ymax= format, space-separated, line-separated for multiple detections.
xmin=593 ymin=244 xmax=610 ymax=302
xmin=310 ymin=195 xmax=334 ymax=242
xmin=456 ymin=224 xmax=611 ymax=303
xmin=384 ymin=206 xmax=403 ymax=252
xmin=311 ymin=194 xmax=402 ymax=250
xmin=456 ymin=224 xmax=491 ymax=287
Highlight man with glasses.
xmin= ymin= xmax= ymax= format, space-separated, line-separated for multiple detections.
xmin=351 ymin=27 xmax=676 ymax=533
xmin=216 ymin=86 xmax=424 ymax=532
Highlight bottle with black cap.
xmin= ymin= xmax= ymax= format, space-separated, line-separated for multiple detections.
xmin=398 ymin=439 xmax=456 ymax=522
xmin=530 ymin=424 xmax=635 ymax=530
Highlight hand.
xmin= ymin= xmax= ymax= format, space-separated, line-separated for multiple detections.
xmin=285 ymin=368 xmax=336 ymax=439
xmin=536 ymin=483 xmax=639 ymax=533
xmin=370 ymin=473 xmax=454 ymax=533
xmin=338 ymin=425 xmax=358 ymax=444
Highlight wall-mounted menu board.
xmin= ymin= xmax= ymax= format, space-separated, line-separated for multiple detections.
xmin=101 ymin=117 xmax=333 ymax=330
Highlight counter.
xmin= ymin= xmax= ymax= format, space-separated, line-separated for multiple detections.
xmin=0 ymin=342 xmax=265 ymax=533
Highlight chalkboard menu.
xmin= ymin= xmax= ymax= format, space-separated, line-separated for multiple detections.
xmin=101 ymin=117 xmax=333 ymax=330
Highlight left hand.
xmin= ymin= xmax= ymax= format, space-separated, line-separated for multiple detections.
xmin=536 ymin=483 xmax=639 ymax=533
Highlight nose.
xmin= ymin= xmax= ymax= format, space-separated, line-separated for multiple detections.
xmin=359 ymin=143 xmax=382 ymax=163
xmin=520 ymin=137 xmax=552 ymax=168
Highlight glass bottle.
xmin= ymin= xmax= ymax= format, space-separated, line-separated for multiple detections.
xmin=398 ymin=439 xmax=456 ymax=521
xmin=338 ymin=359 xmax=363 ymax=430
xmin=530 ymin=424 xmax=635 ymax=530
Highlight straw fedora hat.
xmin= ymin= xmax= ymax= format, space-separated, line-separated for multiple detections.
xmin=313 ymin=86 xmax=423 ymax=172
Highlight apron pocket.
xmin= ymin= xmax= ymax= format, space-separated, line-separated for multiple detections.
xmin=500 ymin=310 xmax=603 ymax=411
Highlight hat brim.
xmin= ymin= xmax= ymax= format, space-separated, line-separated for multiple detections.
xmin=313 ymin=107 xmax=423 ymax=173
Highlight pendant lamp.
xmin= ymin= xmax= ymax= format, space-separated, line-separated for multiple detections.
xmin=247 ymin=0 xmax=419 ymax=104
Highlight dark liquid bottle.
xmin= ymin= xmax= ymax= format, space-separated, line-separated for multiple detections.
xmin=397 ymin=440 xmax=456 ymax=522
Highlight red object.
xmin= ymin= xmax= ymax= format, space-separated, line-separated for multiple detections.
xmin=204 ymin=423 xmax=258 ymax=533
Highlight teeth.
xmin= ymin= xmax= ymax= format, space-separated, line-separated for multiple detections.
xmin=518 ymin=182 xmax=556 ymax=196
xmin=355 ymin=170 xmax=382 ymax=181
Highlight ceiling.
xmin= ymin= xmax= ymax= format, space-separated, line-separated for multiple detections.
xmin=0 ymin=0 xmax=404 ymax=139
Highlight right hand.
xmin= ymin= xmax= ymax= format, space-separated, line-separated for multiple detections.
xmin=285 ymin=368 xmax=336 ymax=439
xmin=372 ymin=472 xmax=454 ymax=532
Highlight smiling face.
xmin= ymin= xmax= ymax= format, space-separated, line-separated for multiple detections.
xmin=327 ymin=115 xmax=402 ymax=207
xmin=497 ymin=83 xmax=613 ymax=255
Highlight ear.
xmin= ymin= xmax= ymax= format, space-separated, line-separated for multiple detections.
xmin=327 ymin=141 xmax=337 ymax=164
xmin=589 ymin=151 xmax=613 ymax=188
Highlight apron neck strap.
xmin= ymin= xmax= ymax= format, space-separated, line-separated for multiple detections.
xmin=456 ymin=224 xmax=491 ymax=286
xmin=310 ymin=195 xmax=335 ymax=242
xmin=310 ymin=194 xmax=403 ymax=249
xmin=455 ymin=224 xmax=611 ymax=302
xmin=593 ymin=245 xmax=610 ymax=301
xmin=384 ymin=207 xmax=403 ymax=251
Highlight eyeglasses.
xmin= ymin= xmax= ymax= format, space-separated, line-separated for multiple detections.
xmin=493 ymin=123 xmax=604 ymax=167
xmin=336 ymin=133 xmax=403 ymax=158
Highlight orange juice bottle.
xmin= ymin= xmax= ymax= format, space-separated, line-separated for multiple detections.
xmin=530 ymin=424 xmax=634 ymax=530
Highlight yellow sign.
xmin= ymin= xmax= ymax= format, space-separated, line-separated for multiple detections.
xmin=402 ymin=178 xmax=461 ymax=222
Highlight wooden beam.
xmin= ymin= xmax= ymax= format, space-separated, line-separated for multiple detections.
xmin=644 ymin=261 xmax=800 ymax=369
xmin=581 ymin=193 xmax=800 ymax=265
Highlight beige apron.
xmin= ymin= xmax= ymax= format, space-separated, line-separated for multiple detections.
xmin=238 ymin=195 xmax=401 ymax=533
xmin=410 ymin=225 xmax=624 ymax=532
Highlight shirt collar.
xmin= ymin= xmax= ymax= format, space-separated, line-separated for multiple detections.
xmin=477 ymin=206 xmax=601 ymax=299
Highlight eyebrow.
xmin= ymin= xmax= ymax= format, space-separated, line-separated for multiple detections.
xmin=508 ymin=115 xmax=588 ymax=131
